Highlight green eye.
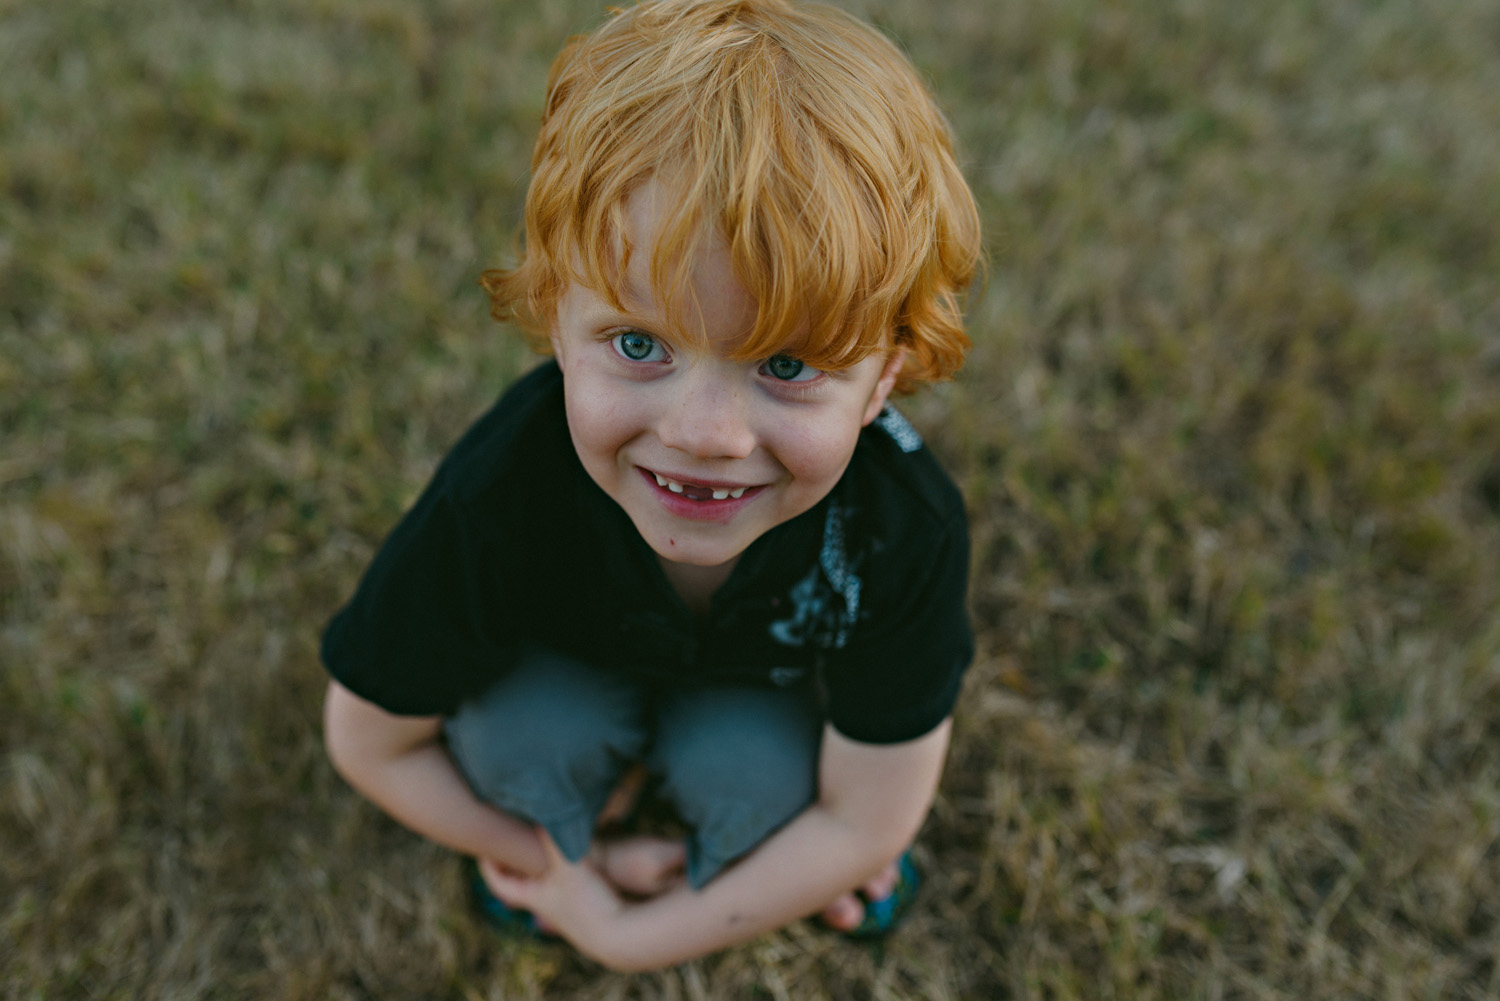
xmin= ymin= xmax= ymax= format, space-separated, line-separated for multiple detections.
xmin=764 ymin=354 xmax=807 ymax=381
xmin=615 ymin=331 xmax=657 ymax=361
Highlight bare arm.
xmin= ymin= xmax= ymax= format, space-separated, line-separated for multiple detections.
xmin=485 ymin=718 xmax=952 ymax=971
xmin=322 ymin=679 xmax=548 ymax=876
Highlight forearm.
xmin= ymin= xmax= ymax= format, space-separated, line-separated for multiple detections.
xmin=339 ymin=740 xmax=548 ymax=875
xmin=583 ymin=721 xmax=952 ymax=971
xmin=594 ymin=801 xmax=911 ymax=970
xmin=323 ymin=680 xmax=547 ymax=876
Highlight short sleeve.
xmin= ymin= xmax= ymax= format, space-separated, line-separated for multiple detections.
xmin=320 ymin=485 xmax=509 ymax=717
xmin=820 ymin=516 xmax=973 ymax=744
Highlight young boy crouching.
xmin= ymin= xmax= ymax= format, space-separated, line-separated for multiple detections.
xmin=321 ymin=0 xmax=981 ymax=971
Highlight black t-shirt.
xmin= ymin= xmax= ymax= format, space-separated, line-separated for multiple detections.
xmin=320 ymin=361 xmax=972 ymax=744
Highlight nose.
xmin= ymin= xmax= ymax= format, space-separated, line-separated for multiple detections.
xmin=657 ymin=366 xmax=756 ymax=460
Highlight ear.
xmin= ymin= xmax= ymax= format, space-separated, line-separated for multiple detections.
xmin=549 ymin=328 xmax=567 ymax=372
xmin=860 ymin=347 xmax=907 ymax=426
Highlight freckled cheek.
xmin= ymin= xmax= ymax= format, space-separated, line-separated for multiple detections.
xmin=768 ymin=425 xmax=861 ymax=483
xmin=566 ymin=388 xmax=651 ymax=460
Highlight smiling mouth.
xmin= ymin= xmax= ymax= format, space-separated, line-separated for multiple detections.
xmin=646 ymin=470 xmax=752 ymax=501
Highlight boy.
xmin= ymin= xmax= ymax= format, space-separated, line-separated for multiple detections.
xmin=321 ymin=0 xmax=980 ymax=972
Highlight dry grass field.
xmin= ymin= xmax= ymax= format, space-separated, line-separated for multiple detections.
xmin=3 ymin=0 xmax=1499 ymax=997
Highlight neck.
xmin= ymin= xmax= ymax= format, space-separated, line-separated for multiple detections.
xmin=657 ymin=556 xmax=738 ymax=618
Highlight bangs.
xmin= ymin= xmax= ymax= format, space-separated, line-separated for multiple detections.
xmin=566 ymin=166 xmax=898 ymax=374
xmin=484 ymin=0 xmax=980 ymax=391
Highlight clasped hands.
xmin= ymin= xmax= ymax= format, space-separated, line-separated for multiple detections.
xmin=477 ymin=829 xmax=688 ymax=955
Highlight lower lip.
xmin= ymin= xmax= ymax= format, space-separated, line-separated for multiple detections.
xmin=639 ymin=469 xmax=764 ymax=522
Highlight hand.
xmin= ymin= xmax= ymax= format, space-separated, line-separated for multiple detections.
xmin=477 ymin=829 xmax=629 ymax=958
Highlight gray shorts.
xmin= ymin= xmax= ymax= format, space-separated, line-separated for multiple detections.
xmin=443 ymin=645 xmax=822 ymax=888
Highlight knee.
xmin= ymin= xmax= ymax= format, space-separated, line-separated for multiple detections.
xmin=654 ymin=688 xmax=821 ymax=848
xmin=445 ymin=704 xmax=595 ymax=802
xmin=665 ymin=736 xmax=817 ymax=831
xmin=444 ymin=670 xmax=647 ymax=813
xmin=659 ymin=728 xmax=819 ymax=887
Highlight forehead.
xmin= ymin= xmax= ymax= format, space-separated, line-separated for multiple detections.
xmin=603 ymin=181 xmax=761 ymax=344
xmin=565 ymin=176 xmax=874 ymax=369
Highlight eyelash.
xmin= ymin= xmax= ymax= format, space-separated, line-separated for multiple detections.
xmin=759 ymin=354 xmax=823 ymax=385
xmin=608 ymin=329 xmax=671 ymax=364
xmin=603 ymin=330 xmax=828 ymax=396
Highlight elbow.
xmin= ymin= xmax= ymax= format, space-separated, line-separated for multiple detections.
xmin=321 ymin=681 xmax=361 ymax=785
xmin=820 ymin=788 xmax=933 ymax=861
xmin=320 ymin=680 xmax=445 ymax=795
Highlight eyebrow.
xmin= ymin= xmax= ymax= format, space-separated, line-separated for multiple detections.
xmin=608 ymin=264 xmax=696 ymax=332
xmin=615 ymin=272 xmax=652 ymax=310
xmin=574 ymin=280 xmax=662 ymax=333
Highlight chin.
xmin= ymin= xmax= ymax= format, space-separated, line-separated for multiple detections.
xmin=646 ymin=536 xmax=741 ymax=568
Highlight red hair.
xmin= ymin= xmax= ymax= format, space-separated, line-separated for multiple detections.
xmin=481 ymin=0 xmax=981 ymax=392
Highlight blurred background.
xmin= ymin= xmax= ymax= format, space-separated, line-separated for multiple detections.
xmin=2 ymin=0 xmax=1497 ymax=996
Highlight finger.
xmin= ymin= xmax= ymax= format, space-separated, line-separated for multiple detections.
xmin=478 ymin=857 xmax=537 ymax=908
xmin=489 ymin=873 xmax=535 ymax=909
xmin=532 ymin=825 xmax=572 ymax=867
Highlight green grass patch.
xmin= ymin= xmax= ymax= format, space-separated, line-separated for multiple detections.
xmin=4 ymin=0 xmax=1498 ymax=996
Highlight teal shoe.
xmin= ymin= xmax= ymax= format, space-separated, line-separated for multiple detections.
xmin=843 ymin=850 xmax=920 ymax=941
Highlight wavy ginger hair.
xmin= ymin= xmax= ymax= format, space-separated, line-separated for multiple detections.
xmin=481 ymin=0 xmax=981 ymax=393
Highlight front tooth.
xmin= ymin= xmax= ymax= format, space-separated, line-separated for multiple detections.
xmin=711 ymin=489 xmax=729 ymax=500
xmin=667 ymin=480 xmax=684 ymax=493
xmin=654 ymin=473 xmax=668 ymax=487
xmin=729 ymin=487 xmax=746 ymax=499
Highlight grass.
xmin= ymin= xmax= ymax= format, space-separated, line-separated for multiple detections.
xmin=2 ymin=0 xmax=1498 ymax=997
